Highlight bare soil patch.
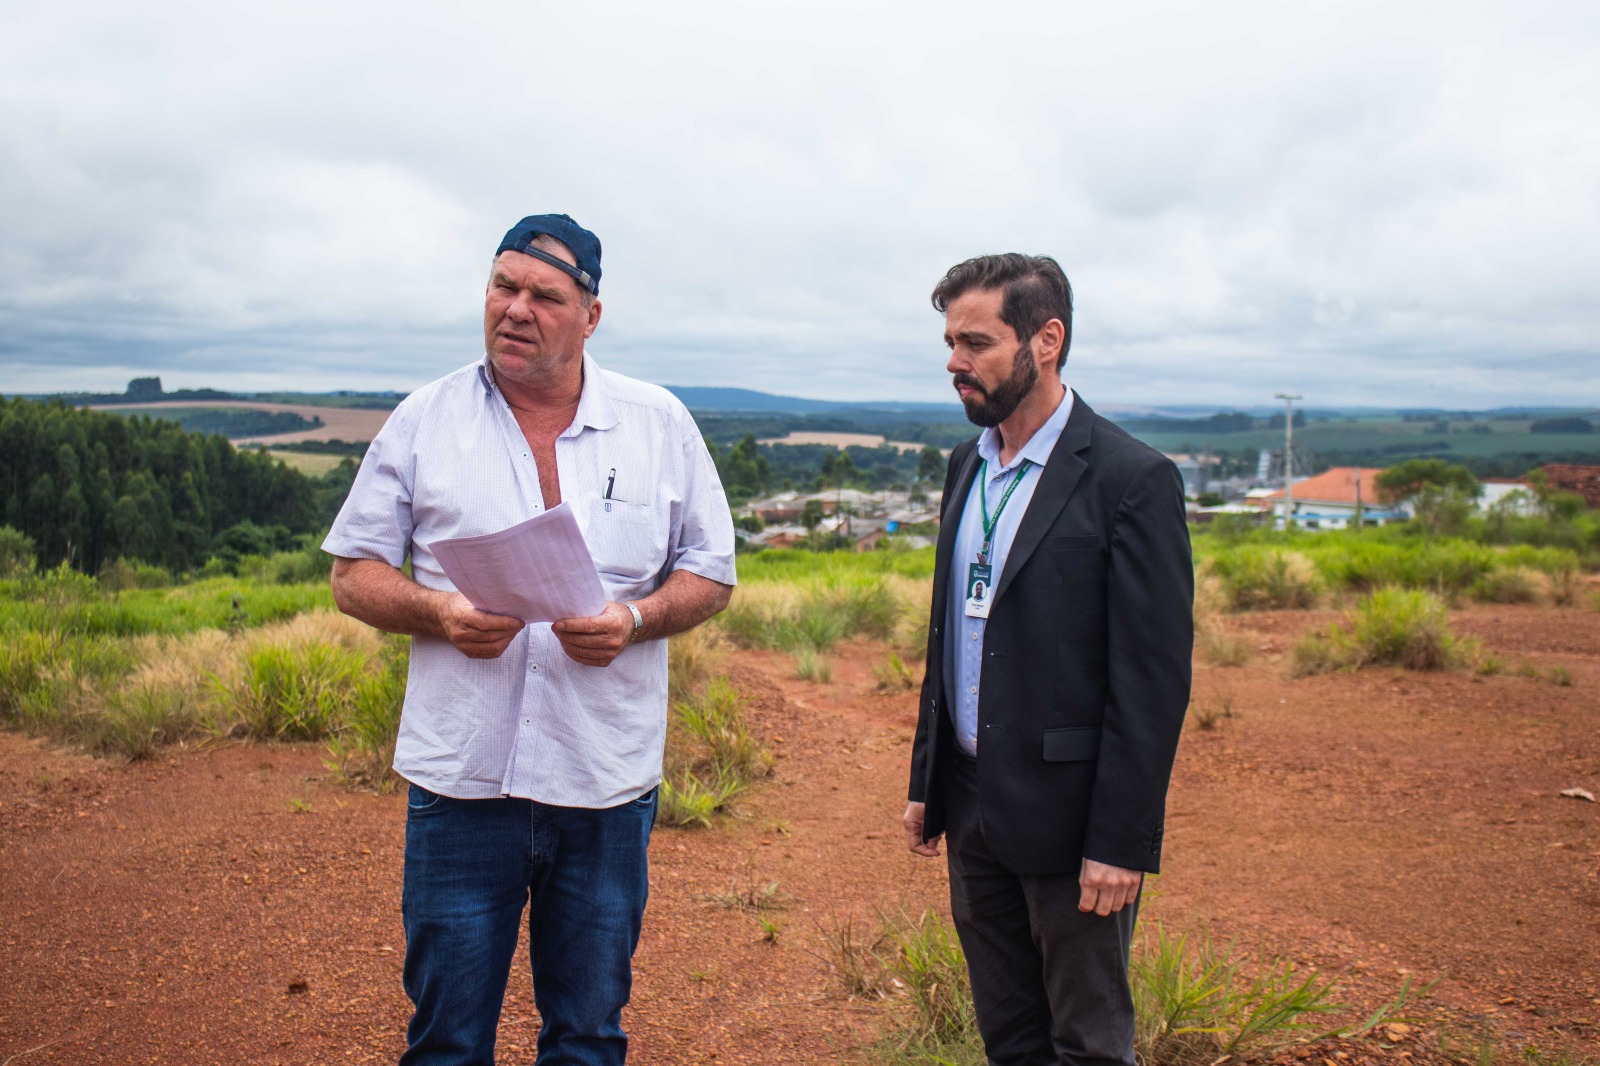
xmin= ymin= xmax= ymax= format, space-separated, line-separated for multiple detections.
xmin=2 ymin=604 xmax=1596 ymax=1064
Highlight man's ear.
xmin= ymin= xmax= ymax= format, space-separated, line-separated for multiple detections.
xmin=1034 ymin=317 xmax=1066 ymax=374
xmin=584 ymin=298 xmax=603 ymax=338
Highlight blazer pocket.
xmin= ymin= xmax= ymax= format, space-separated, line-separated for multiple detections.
xmin=1042 ymin=726 xmax=1101 ymax=762
xmin=1039 ymin=534 xmax=1101 ymax=551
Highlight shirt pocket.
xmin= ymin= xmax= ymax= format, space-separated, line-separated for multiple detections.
xmin=586 ymin=498 xmax=666 ymax=584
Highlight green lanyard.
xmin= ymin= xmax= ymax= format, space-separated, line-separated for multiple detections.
xmin=977 ymin=458 xmax=1032 ymax=565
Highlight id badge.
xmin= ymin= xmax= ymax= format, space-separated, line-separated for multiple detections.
xmin=964 ymin=562 xmax=993 ymax=619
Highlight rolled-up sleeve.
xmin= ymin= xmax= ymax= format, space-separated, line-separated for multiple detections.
xmin=321 ymin=404 xmax=417 ymax=567
xmin=666 ymin=415 xmax=737 ymax=586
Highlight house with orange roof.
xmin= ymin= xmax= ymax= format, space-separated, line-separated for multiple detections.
xmin=1254 ymin=467 xmax=1410 ymax=530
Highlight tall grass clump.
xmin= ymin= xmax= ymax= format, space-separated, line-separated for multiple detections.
xmin=324 ymin=636 xmax=409 ymax=790
xmin=1194 ymin=573 xmax=1251 ymax=666
xmin=657 ymin=675 xmax=771 ymax=827
xmin=214 ymin=612 xmax=380 ymax=740
xmin=1293 ymin=588 xmax=1463 ymax=676
xmin=80 ymin=629 xmax=233 ymax=759
xmin=668 ymin=625 xmax=720 ymax=703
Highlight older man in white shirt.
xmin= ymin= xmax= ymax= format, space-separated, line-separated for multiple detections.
xmin=325 ymin=213 xmax=735 ymax=1066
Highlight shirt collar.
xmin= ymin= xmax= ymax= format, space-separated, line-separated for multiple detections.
xmin=477 ymin=351 xmax=621 ymax=435
xmin=976 ymin=383 xmax=1074 ymax=474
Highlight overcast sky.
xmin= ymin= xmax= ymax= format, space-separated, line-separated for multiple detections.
xmin=1 ymin=0 xmax=1596 ymax=408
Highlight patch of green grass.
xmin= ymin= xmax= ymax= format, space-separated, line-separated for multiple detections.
xmin=841 ymin=911 xmax=1434 ymax=1066
xmin=221 ymin=641 xmax=366 ymax=740
xmin=324 ymin=636 xmax=409 ymax=791
xmin=1439 ymin=1029 xmax=1600 ymax=1066
xmin=656 ymin=770 xmax=741 ymax=828
xmin=717 ymin=568 xmax=915 ymax=654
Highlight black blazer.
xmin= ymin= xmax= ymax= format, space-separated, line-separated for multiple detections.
xmin=907 ymin=392 xmax=1193 ymax=876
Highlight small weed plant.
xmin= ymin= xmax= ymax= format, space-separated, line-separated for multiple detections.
xmin=657 ymin=676 xmax=771 ymax=827
xmin=794 ymin=647 xmax=833 ymax=683
xmin=873 ymin=651 xmax=918 ymax=691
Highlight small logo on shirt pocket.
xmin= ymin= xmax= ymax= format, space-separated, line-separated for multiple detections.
xmin=587 ymin=498 xmax=664 ymax=582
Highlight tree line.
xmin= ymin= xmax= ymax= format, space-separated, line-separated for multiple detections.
xmin=708 ymin=433 xmax=947 ymax=501
xmin=0 ymin=398 xmax=342 ymax=575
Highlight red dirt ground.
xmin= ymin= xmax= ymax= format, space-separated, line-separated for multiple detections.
xmin=2 ymin=604 xmax=1596 ymax=1065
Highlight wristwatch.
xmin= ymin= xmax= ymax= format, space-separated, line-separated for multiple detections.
xmin=623 ymin=601 xmax=645 ymax=645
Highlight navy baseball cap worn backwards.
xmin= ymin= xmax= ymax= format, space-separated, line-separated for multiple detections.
xmin=496 ymin=214 xmax=602 ymax=296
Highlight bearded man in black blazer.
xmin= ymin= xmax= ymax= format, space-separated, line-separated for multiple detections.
xmin=903 ymin=254 xmax=1193 ymax=1066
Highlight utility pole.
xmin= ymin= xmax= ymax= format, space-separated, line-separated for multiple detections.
xmin=1275 ymin=393 xmax=1301 ymax=530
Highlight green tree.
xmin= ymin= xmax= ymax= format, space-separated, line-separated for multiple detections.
xmin=819 ymin=449 xmax=855 ymax=489
xmin=715 ymin=434 xmax=770 ymax=499
xmin=916 ymin=444 xmax=944 ymax=484
xmin=1376 ymin=459 xmax=1480 ymax=536
xmin=0 ymin=525 xmax=35 ymax=576
xmin=800 ymin=498 xmax=825 ymax=531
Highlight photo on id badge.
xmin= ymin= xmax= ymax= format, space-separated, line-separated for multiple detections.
xmin=965 ymin=563 xmax=992 ymax=618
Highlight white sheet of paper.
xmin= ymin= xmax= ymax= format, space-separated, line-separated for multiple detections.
xmin=426 ymin=503 xmax=608 ymax=624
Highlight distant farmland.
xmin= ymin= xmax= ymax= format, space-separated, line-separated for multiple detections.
xmin=97 ymin=401 xmax=391 ymax=446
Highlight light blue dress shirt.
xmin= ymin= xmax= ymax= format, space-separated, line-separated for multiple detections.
xmin=324 ymin=353 xmax=737 ymax=807
xmin=943 ymin=387 xmax=1074 ymax=755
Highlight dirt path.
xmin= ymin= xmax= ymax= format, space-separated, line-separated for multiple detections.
xmin=2 ymin=604 xmax=1597 ymax=1064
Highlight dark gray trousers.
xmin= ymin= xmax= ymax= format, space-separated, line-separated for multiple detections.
xmin=942 ymin=754 xmax=1139 ymax=1066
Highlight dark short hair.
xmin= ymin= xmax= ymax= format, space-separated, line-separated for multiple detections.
xmin=931 ymin=254 xmax=1073 ymax=365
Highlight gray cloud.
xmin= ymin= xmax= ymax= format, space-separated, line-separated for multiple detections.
xmin=1 ymin=0 xmax=1596 ymax=408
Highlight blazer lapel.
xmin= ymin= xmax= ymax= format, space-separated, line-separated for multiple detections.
xmin=992 ymin=392 xmax=1096 ymax=604
xmin=931 ymin=443 xmax=982 ymax=638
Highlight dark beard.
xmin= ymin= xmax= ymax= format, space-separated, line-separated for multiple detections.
xmin=955 ymin=342 xmax=1038 ymax=428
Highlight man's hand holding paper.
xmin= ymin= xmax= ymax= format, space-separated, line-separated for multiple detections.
xmin=551 ymin=602 xmax=637 ymax=667
xmin=437 ymin=593 xmax=527 ymax=660
xmin=427 ymin=502 xmax=608 ymax=626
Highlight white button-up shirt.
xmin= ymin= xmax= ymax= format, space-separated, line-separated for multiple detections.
xmin=324 ymin=353 xmax=737 ymax=807
xmin=944 ymin=387 xmax=1073 ymax=755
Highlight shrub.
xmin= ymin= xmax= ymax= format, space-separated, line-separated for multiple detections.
xmin=1472 ymin=566 xmax=1543 ymax=605
xmin=1346 ymin=588 xmax=1458 ymax=669
xmin=0 ymin=525 xmax=37 ymax=577
xmin=1548 ymin=566 xmax=1583 ymax=607
xmin=1209 ymin=548 xmax=1321 ymax=610
xmin=1293 ymin=588 xmax=1461 ymax=675
xmin=1197 ymin=624 xmax=1251 ymax=667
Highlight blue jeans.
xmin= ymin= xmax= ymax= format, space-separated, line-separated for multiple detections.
xmin=399 ymin=783 xmax=656 ymax=1066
